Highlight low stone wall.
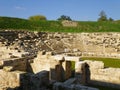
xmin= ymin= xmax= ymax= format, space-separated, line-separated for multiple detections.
xmin=30 ymin=52 xmax=53 ymax=73
xmin=75 ymin=60 xmax=120 ymax=89
xmin=0 ymin=56 xmax=34 ymax=72
xmin=88 ymin=62 xmax=120 ymax=88
xmin=30 ymin=52 xmax=73 ymax=81
xmin=1 ymin=51 xmax=120 ymax=90
xmin=62 ymin=20 xmax=78 ymax=27
xmin=0 ymin=70 xmax=49 ymax=90
xmin=30 ymin=52 xmax=120 ymax=89
xmin=0 ymin=70 xmax=24 ymax=90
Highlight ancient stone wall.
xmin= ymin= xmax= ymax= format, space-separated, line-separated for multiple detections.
xmin=30 ymin=52 xmax=52 ymax=73
xmin=62 ymin=20 xmax=78 ymax=27
xmin=75 ymin=60 xmax=120 ymax=89
xmin=0 ymin=70 xmax=24 ymax=90
xmin=44 ymin=32 xmax=120 ymax=58
xmin=1 ymin=50 xmax=120 ymax=89
xmin=30 ymin=52 xmax=74 ymax=81
xmin=0 ymin=57 xmax=33 ymax=71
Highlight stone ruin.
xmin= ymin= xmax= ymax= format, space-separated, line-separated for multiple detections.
xmin=76 ymin=60 xmax=120 ymax=89
xmin=0 ymin=30 xmax=120 ymax=90
xmin=0 ymin=51 xmax=99 ymax=90
xmin=62 ymin=20 xmax=78 ymax=27
xmin=0 ymin=51 xmax=120 ymax=90
xmin=0 ymin=30 xmax=120 ymax=58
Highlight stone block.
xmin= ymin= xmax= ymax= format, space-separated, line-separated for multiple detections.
xmin=75 ymin=62 xmax=85 ymax=74
xmin=53 ymin=82 xmax=99 ymax=90
xmin=21 ymin=71 xmax=49 ymax=90
xmin=84 ymin=60 xmax=104 ymax=69
xmin=63 ymin=78 xmax=77 ymax=85
xmin=63 ymin=61 xmax=72 ymax=80
xmin=0 ymin=70 xmax=24 ymax=89
xmin=3 ymin=66 xmax=13 ymax=72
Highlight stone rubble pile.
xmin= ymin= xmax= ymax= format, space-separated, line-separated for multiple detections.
xmin=81 ymin=33 xmax=120 ymax=57
xmin=0 ymin=30 xmax=120 ymax=58
xmin=0 ymin=30 xmax=51 ymax=59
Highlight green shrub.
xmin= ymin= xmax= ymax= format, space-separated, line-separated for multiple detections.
xmin=29 ymin=15 xmax=47 ymax=21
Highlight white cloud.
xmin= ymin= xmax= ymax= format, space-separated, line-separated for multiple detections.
xmin=15 ymin=6 xmax=26 ymax=10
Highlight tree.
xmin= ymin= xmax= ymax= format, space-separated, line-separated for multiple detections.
xmin=109 ymin=17 xmax=114 ymax=21
xmin=57 ymin=15 xmax=72 ymax=21
xmin=98 ymin=11 xmax=108 ymax=21
xmin=29 ymin=15 xmax=47 ymax=21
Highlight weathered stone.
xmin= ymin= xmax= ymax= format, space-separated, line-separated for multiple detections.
xmin=3 ymin=66 xmax=13 ymax=72
xmin=62 ymin=61 xmax=72 ymax=80
xmin=62 ymin=20 xmax=78 ymax=27
xmin=53 ymin=82 xmax=99 ymax=90
xmin=63 ymin=78 xmax=77 ymax=85
xmin=0 ymin=70 xmax=24 ymax=89
xmin=84 ymin=60 xmax=104 ymax=69
xmin=0 ymin=31 xmax=120 ymax=58
xmin=0 ymin=30 xmax=120 ymax=90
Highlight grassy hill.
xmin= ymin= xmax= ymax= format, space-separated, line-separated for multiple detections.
xmin=0 ymin=16 xmax=120 ymax=32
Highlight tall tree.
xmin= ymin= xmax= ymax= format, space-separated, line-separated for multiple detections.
xmin=109 ymin=17 xmax=114 ymax=21
xmin=98 ymin=11 xmax=108 ymax=21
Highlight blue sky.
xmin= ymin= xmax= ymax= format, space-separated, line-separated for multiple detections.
xmin=0 ymin=0 xmax=120 ymax=21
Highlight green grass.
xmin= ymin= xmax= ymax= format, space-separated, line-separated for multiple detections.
xmin=71 ymin=61 xmax=75 ymax=70
xmin=81 ymin=57 xmax=120 ymax=68
xmin=0 ymin=16 xmax=33 ymax=30
xmin=0 ymin=16 xmax=120 ymax=32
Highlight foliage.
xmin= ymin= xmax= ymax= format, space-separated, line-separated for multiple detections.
xmin=0 ymin=16 xmax=33 ymax=30
xmin=57 ymin=15 xmax=72 ymax=21
xmin=98 ymin=11 xmax=108 ymax=21
xmin=108 ymin=17 xmax=114 ymax=21
xmin=0 ymin=16 xmax=120 ymax=32
xmin=81 ymin=57 xmax=120 ymax=68
xmin=71 ymin=61 xmax=75 ymax=70
xmin=29 ymin=15 xmax=47 ymax=21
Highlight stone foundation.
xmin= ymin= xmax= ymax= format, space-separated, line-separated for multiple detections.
xmin=75 ymin=60 xmax=120 ymax=89
xmin=0 ymin=70 xmax=24 ymax=90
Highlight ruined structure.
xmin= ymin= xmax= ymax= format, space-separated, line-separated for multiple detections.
xmin=0 ymin=30 xmax=120 ymax=58
xmin=76 ymin=60 xmax=120 ymax=88
xmin=0 ymin=30 xmax=120 ymax=90
xmin=62 ymin=20 xmax=78 ymax=27
xmin=0 ymin=51 xmax=100 ymax=90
